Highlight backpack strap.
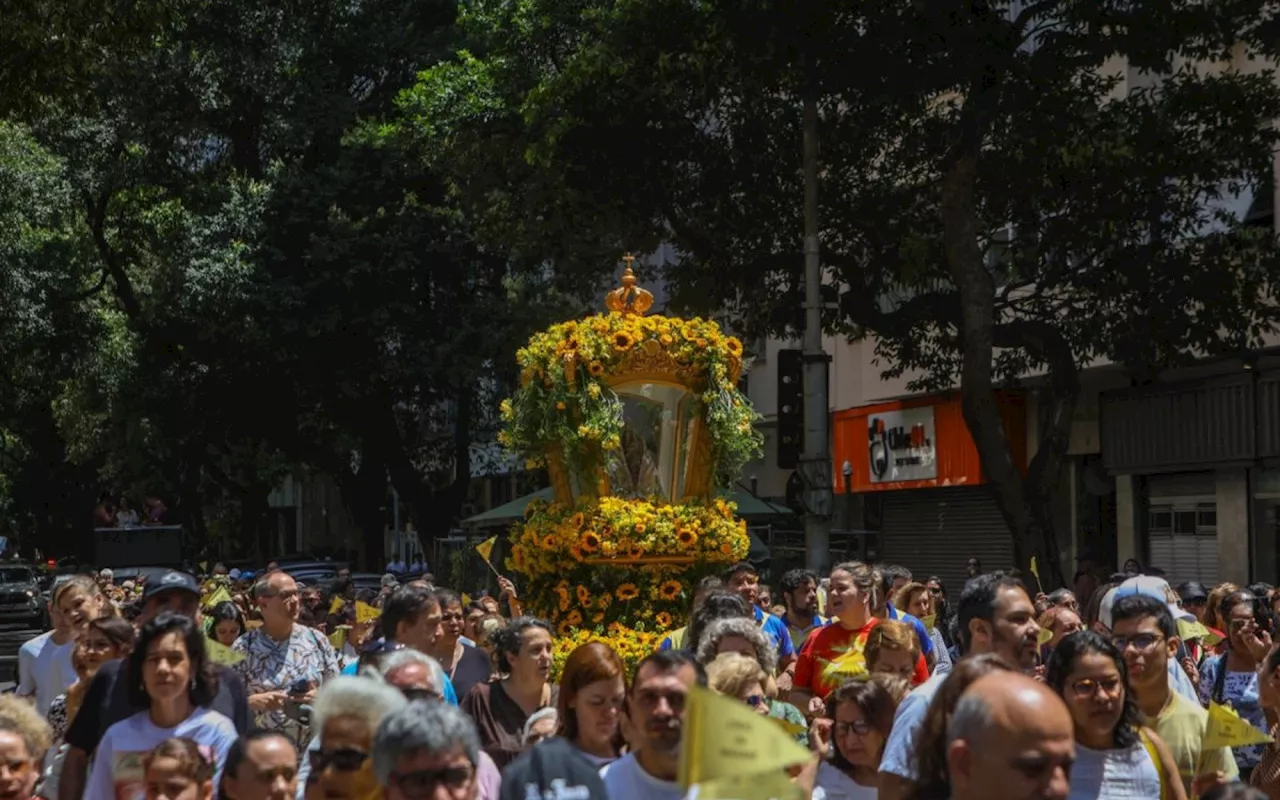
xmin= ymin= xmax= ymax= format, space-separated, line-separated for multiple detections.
xmin=1138 ymin=727 xmax=1169 ymax=800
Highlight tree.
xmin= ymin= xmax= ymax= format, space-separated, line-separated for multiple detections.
xmin=401 ymin=0 xmax=1280 ymax=585
xmin=2 ymin=0 xmax=590 ymax=563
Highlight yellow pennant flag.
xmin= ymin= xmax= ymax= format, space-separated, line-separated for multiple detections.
xmin=329 ymin=626 xmax=349 ymax=651
xmin=1029 ymin=556 xmax=1043 ymax=593
xmin=198 ymin=561 xmax=208 ymax=574
xmin=474 ymin=536 xmax=497 ymax=564
xmin=329 ymin=596 xmax=345 ymax=615
xmin=203 ymin=585 xmax=233 ymax=610
xmin=772 ymin=717 xmax=807 ymax=737
xmin=1204 ymin=702 xmax=1273 ymax=750
xmin=356 ymin=601 xmax=382 ymax=623
xmin=461 ymin=593 xmax=472 ymax=606
xmin=697 ymin=769 xmax=807 ymax=800
xmin=205 ymin=639 xmax=245 ymax=667
xmin=1177 ymin=618 xmax=1223 ymax=647
xmin=678 ymin=684 xmax=811 ymax=789
xmin=1038 ymin=627 xmax=1055 ymax=645
xmin=920 ymin=614 xmax=936 ymax=632
xmin=245 ymin=620 xmax=263 ymax=630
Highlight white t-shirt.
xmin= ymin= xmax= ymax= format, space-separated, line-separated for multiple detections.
xmin=18 ymin=631 xmax=76 ymax=715
xmin=812 ymin=761 xmax=879 ymax=800
xmin=85 ymin=707 xmax=238 ymax=800
xmin=600 ymin=753 xmax=685 ymax=800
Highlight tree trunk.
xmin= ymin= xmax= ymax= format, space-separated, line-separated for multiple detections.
xmin=939 ymin=154 xmax=1070 ymax=589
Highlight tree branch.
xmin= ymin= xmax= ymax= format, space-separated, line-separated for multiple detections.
xmin=83 ymin=190 xmax=142 ymax=319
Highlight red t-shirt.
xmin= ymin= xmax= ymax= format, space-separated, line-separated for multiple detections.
xmin=793 ymin=617 xmax=929 ymax=699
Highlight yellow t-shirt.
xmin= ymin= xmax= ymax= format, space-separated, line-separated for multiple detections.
xmin=1144 ymin=690 xmax=1240 ymax=794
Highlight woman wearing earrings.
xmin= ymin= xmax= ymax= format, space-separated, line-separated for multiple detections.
xmin=85 ymin=612 xmax=238 ymax=798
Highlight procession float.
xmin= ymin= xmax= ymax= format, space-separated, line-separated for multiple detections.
xmin=499 ymin=258 xmax=764 ymax=673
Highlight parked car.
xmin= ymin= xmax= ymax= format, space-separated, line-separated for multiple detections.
xmin=0 ymin=566 xmax=46 ymax=629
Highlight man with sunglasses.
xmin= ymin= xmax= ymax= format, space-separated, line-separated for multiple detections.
xmin=374 ymin=698 xmax=489 ymax=800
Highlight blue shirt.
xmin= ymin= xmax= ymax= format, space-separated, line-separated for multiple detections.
xmin=753 ymin=606 xmax=797 ymax=661
xmin=339 ymin=643 xmax=459 ymax=706
xmin=881 ymin=669 xmax=947 ymax=779
xmin=886 ymin=603 xmax=935 ymax=659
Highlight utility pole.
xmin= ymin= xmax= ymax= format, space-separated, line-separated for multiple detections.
xmin=801 ymin=96 xmax=833 ymax=574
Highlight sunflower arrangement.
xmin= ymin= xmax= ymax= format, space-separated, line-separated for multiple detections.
xmin=498 ymin=312 xmax=762 ymax=489
xmin=499 ymin=273 xmax=765 ymax=677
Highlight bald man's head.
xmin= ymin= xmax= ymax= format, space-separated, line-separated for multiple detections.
xmin=946 ymin=673 xmax=1074 ymax=800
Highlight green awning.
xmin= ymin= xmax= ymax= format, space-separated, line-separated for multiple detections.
xmin=462 ymin=487 xmax=793 ymax=527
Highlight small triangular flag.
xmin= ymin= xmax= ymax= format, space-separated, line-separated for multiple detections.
xmin=329 ymin=626 xmax=349 ymax=651
xmin=329 ymin=596 xmax=345 ymax=615
xmin=205 ymin=639 xmax=245 ymax=666
xmin=356 ymin=601 xmax=382 ymax=623
xmin=474 ymin=536 xmax=497 ymax=564
xmin=1204 ymin=701 xmax=1273 ymax=749
xmin=203 ymin=585 xmax=233 ymax=610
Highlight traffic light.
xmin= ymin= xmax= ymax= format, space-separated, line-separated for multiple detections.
xmin=776 ymin=349 xmax=803 ymax=469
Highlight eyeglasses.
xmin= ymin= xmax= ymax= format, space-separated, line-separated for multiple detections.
xmin=834 ymin=720 xmax=873 ymax=737
xmin=361 ymin=640 xmax=406 ymax=655
xmin=390 ymin=765 xmax=474 ymax=797
xmin=308 ymin=747 xmax=370 ymax=773
xmin=1069 ymin=676 xmax=1123 ymax=698
xmin=1111 ymin=633 xmax=1164 ymax=653
xmin=744 ymin=694 xmax=766 ymax=708
xmin=401 ymin=687 xmax=443 ymax=703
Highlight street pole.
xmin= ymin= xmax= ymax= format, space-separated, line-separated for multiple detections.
xmin=801 ymin=96 xmax=833 ymax=574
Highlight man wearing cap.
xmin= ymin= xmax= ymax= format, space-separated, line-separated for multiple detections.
xmin=57 ymin=569 xmax=252 ymax=800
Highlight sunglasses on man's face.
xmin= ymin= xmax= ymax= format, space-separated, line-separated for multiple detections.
xmin=391 ymin=766 xmax=474 ymax=797
xmin=361 ymin=640 xmax=406 ymax=655
xmin=308 ymin=747 xmax=370 ymax=773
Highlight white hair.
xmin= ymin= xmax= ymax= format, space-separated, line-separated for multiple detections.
xmin=311 ymin=676 xmax=404 ymax=734
xmin=363 ymin=648 xmax=449 ymax=695
xmin=695 ymin=616 xmax=778 ymax=674
xmin=372 ymin=701 xmax=480 ymax=785
xmin=521 ymin=707 xmax=559 ymax=743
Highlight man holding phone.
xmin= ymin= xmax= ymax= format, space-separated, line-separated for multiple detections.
xmin=234 ymin=571 xmax=341 ymax=748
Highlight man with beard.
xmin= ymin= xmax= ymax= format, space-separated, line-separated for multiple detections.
xmin=878 ymin=572 xmax=1041 ymax=800
xmin=600 ymin=650 xmax=705 ymax=800
xmin=779 ymin=569 xmax=824 ymax=652
xmin=1110 ymin=593 xmax=1236 ymax=795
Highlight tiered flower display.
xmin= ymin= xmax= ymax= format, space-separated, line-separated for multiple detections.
xmin=499 ymin=261 xmax=763 ymax=675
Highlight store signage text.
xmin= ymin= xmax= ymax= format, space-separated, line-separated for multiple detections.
xmin=867 ymin=407 xmax=937 ymax=483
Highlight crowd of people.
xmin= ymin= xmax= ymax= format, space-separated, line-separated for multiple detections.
xmin=6 ymin=555 xmax=1280 ymax=799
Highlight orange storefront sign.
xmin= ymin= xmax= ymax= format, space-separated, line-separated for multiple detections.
xmin=832 ymin=393 xmax=1026 ymax=493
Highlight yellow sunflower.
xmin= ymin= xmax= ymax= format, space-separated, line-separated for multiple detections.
xmin=658 ymin=580 xmax=682 ymax=601
xmin=557 ymin=620 xmax=575 ymax=636
xmin=726 ymin=336 xmax=744 ymax=357
xmin=542 ymin=534 xmax=557 ymax=549
xmin=676 ymin=528 xmax=697 ymax=546
xmin=596 ymin=593 xmax=613 ymax=610
xmin=720 ymin=543 xmax=733 ymax=556
xmin=616 ymin=583 xmax=640 ymax=601
xmin=567 ymin=609 xmax=584 ymax=626
xmin=581 ymin=531 xmax=601 ymax=553
xmin=591 ymin=612 xmax=605 ymax=624
xmin=588 ymin=361 xmax=605 ymax=376
xmin=555 ymin=401 xmax=567 ymax=411
xmin=576 ymin=585 xmax=591 ymax=606
xmin=613 ymin=331 xmax=634 ymax=351
xmin=655 ymin=611 xmax=674 ymax=628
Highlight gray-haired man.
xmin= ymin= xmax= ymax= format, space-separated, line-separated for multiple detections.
xmin=374 ymin=701 xmax=486 ymax=800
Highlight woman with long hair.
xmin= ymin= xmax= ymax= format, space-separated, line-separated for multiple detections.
xmin=86 ymin=613 xmax=238 ymax=798
xmin=811 ymin=676 xmax=901 ymax=799
xmin=1200 ymin=590 xmax=1274 ymax=779
xmin=1046 ymin=631 xmax=1185 ymax=799
xmin=793 ymin=563 xmax=927 ymax=717
xmin=556 ymin=642 xmax=626 ymax=765
xmin=207 ymin=602 xmax=245 ymax=648
xmin=905 ymin=654 xmax=1016 ymax=800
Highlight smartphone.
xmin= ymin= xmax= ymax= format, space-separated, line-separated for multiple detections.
xmin=288 ymin=678 xmax=311 ymax=697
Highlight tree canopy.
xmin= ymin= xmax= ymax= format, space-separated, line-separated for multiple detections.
xmin=402 ymin=0 xmax=1280 ymax=583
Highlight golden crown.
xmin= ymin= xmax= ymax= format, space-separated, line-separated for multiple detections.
xmin=605 ymin=254 xmax=654 ymax=316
